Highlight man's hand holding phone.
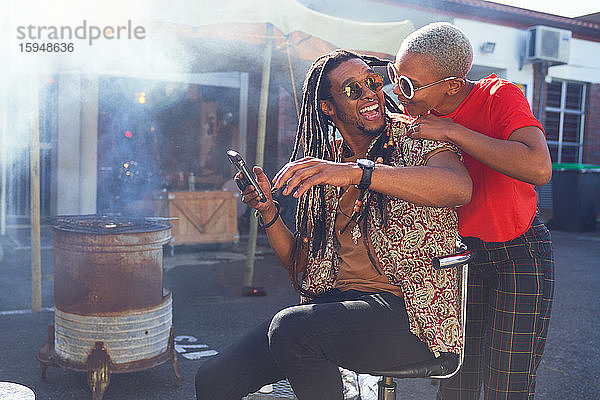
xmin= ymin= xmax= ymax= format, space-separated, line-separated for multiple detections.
xmin=227 ymin=150 xmax=279 ymax=226
xmin=227 ymin=150 xmax=267 ymax=202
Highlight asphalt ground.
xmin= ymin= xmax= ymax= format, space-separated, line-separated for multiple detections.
xmin=0 ymin=228 xmax=599 ymax=400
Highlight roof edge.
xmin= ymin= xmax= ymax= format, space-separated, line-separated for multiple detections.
xmin=385 ymin=0 xmax=600 ymax=41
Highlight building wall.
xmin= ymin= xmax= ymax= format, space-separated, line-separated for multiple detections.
xmin=454 ymin=18 xmax=536 ymax=103
xmin=584 ymin=84 xmax=600 ymax=164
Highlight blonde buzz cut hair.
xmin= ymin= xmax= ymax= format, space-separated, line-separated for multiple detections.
xmin=398 ymin=22 xmax=473 ymax=79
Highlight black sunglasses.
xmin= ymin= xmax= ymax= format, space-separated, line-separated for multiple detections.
xmin=339 ymin=73 xmax=384 ymax=100
xmin=387 ymin=62 xmax=460 ymax=99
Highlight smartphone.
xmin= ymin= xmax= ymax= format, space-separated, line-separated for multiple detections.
xmin=226 ymin=150 xmax=267 ymax=203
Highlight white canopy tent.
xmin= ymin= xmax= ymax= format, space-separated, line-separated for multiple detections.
xmin=153 ymin=0 xmax=413 ymax=56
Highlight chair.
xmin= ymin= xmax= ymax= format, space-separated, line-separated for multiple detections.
xmin=246 ymin=249 xmax=471 ymax=400
xmin=367 ymin=249 xmax=471 ymax=400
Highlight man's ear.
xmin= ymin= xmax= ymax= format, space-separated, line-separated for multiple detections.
xmin=320 ymin=99 xmax=335 ymax=117
xmin=446 ymin=79 xmax=465 ymax=96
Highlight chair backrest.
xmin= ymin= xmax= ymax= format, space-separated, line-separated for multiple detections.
xmin=372 ymin=250 xmax=471 ymax=400
xmin=368 ymin=249 xmax=471 ymax=380
xmin=430 ymin=255 xmax=469 ymax=379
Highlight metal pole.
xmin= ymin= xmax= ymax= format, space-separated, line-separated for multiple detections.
xmin=31 ymin=77 xmax=42 ymax=312
xmin=0 ymin=87 xmax=7 ymax=236
xmin=285 ymin=42 xmax=300 ymax=120
xmin=0 ymin=0 xmax=10 ymax=236
xmin=244 ymin=23 xmax=273 ymax=288
xmin=239 ymin=72 xmax=249 ymax=159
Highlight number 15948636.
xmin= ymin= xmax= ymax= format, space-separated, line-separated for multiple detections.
xmin=19 ymin=42 xmax=74 ymax=52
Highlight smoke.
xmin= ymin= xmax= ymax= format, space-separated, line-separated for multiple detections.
xmin=1 ymin=0 xmax=260 ymax=218
xmin=5 ymin=0 xmax=194 ymax=75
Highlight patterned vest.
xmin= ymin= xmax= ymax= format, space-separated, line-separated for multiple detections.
xmin=300 ymin=120 xmax=462 ymax=356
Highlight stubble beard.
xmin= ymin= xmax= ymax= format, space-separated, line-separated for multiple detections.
xmin=335 ymin=107 xmax=386 ymax=138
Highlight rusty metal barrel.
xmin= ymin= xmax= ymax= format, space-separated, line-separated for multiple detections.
xmin=51 ymin=215 xmax=172 ymax=367
xmin=38 ymin=216 xmax=181 ymax=399
xmin=54 ymin=296 xmax=173 ymax=364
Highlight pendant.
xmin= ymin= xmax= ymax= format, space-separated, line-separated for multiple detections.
xmin=351 ymin=224 xmax=361 ymax=245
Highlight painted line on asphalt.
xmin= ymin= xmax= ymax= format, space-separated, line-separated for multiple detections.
xmin=174 ymin=335 xmax=219 ymax=360
xmin=576 ymin=235 xmax=600 ymax=241
xmin=0 ymin=307 xmax=54 ymax=316
xmin=179 ymin=350 xmax=219 ymax=360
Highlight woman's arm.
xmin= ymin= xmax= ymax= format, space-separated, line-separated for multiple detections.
xmin=368 ymin=150 xmax=472 ymax=207
xmin=410 ymin=115 xmax=552 ymax=186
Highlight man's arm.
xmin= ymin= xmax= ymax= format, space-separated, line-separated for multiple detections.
xmin=411 ymin=115 xmax=552 ymax=186
xmin=272 ymin=151 xmax=472 ymax=208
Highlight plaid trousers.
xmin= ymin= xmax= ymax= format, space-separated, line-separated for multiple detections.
xmin=438 ymin=216 xmax=554 ymax=400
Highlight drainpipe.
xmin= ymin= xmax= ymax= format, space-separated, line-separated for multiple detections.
xmin=538 ymin=62 xmax=549 ymax=123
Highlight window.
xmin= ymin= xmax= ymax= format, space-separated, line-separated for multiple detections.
xmin=544 ymin=80 xmax=586 ymax=163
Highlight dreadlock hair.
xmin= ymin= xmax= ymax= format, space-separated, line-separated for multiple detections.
xmin=287 ymin=49 xmax=403 ymax=297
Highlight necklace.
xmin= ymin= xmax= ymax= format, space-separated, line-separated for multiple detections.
xmin=337 ymin=202 xmax=352 ymax=219
xmin=350 ymin=224 xmax=362 ymax=245
xmin=336 ymin=208 xmax=362 ymax=245
xmin=336 ymin=123 xmax=395 ymax=241
xmin=336 ymin=188 xmax=362 ymax=245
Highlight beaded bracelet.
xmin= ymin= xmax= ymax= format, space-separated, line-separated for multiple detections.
xmin=255 ymin=200 xmax=281 ymax=229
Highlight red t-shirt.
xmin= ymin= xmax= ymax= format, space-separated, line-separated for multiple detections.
xmin=434 ymin=74 xmax=543 ymax=242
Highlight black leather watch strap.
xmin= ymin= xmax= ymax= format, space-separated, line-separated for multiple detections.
xmin=357 ymin=159 xmax=375 ymax=190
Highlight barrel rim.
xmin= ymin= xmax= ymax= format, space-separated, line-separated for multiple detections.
xmin=50 ymin=214 xmax=172 ymax=234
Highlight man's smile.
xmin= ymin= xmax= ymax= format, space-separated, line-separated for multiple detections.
xmin=359 ymin=103 xmax=381 ymax=121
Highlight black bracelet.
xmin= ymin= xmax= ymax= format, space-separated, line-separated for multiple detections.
xmin=255 ymin=201 xmax=280 ymax=229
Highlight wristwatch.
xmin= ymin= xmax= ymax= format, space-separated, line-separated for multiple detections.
xmin=357 ymin=159 xmax=375 ymax=190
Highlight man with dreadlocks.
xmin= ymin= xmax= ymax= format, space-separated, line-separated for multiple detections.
xmin=195 ymin=49 xmax=472 ymax=400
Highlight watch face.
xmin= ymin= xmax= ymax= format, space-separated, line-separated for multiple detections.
xmin=358 ymin=159 xmax=375 ymax=169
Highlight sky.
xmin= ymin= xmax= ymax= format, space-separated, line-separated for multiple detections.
xmin=491 ymin=0 xmax=598 ymax=18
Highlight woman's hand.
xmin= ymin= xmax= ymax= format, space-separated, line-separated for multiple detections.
xmin=405 ymin=114 xmax=462 ymax=143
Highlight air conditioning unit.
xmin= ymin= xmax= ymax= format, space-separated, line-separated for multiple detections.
xmin=525 ymin=25 xmax=571 ymax=65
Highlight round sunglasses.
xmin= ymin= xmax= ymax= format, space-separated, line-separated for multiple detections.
xmin=387 ymin=62 xmax=460 ymax=100
xmin=339 ymin=73 xmax=384 ymax=100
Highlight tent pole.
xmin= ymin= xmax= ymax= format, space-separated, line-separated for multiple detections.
xmin=285 ymin=42 xmax=300 ymax=120
xmin=0 ymin=87 xmax=7 ymax=236
xmin=244 ymin=23 xmax=273 ymax=289
xmin=31 ymin=77 xmax=42 ymax=312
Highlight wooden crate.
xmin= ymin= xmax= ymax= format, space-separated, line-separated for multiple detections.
xmin=160 ymin=191 xmax=239 ymax=245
